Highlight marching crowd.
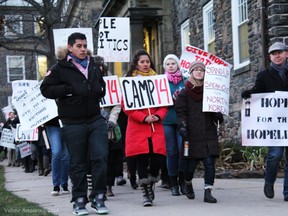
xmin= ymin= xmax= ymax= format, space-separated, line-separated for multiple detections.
xmin=0 ymin=32 xmax=288 ymax=216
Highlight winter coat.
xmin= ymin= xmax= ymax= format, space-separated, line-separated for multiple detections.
xmin=40 ymin=56 xmax=105 ymax=124
xmin=122 ymin=103 xmax=167 ymax=157
xmin=250 ymin=66 xmax=288 ymax=93
xmin=175 ymin=82 xmax=220 ymax=159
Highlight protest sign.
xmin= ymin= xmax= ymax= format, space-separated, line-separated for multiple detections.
xmin=18 ymin=142 xmax=31 ymax=158
xmin=97 ymin=17 xmax=130 ymax=62
xmin=100 ymin=76 xmax=122 ymax=107
xmin=202 ymin=64 xmax=230 ymax=115
xmin=53 ymin=28 xmax=94 ymax=54
xmin=15 ymin=124 xmax=39 ymax=141
xmin=0 ymin=128 xmax=15 ymax=149
xmin=11 ymin=80 xmax=38 ymax=101
xmin=120 ymin=75 xmax=173 ymax=110
xmin=1 ymin=105 xmax=14 ymax=120
xmin=12 ymin=81 xmax=58 ymax=130
xmin=241 ymin=92 xmax=288 ymax=146
xmin=179 ymin=45 xmax=232 ymax=77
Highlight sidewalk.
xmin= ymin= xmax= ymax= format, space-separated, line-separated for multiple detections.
xmin=1 ymin=159 xmax=288 ymax=216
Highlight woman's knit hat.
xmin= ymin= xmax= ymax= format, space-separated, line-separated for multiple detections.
xmin=163 ymin=54 xmax=180 ymax=70
xmin=189 ymin=60 xmax=205 ymax=73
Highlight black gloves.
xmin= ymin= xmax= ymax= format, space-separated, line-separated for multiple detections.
xmin=179 ymin=127 xmax=188 ymax=138
xmin=241 ymin=89 xmax=252 ymax=99
xmin=107 ymin=121 xmax=116 ymax=131
xmin=213 ymin=112 xmax=224 ymax=124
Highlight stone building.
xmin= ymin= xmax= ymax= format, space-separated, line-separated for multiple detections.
xmin=99 ymin=0 xmax=287 ymax=143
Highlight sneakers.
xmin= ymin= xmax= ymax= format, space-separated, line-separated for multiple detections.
xmin=91 ymin=194 xmax=109 ymax=214
xmin=264 ymin=183 xmax=274 ymax=199
xmin=116 ymin=176 xmax=127 ymax=186
xmin=62 ymin=186 xmax=70 ymax=194
xmin=73 ymin=197 xmax=89 ymax=215
xmin=51 ymin=186 xmax=60 ymax=196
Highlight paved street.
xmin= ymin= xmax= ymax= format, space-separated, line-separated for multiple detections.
xmin=1 ymin=159 xmax=287 ymax=216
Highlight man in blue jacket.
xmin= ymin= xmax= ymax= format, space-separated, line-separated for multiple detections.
xmin=41 ymin=32 xmax=109 ymax=215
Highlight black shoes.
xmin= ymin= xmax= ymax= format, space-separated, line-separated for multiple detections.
xmin=185 ymin=181 xmax=195 ymax=199
xmin=73 ymin=197 xmax=88 ymax=215
xmin=91 ymin=194 xmax=109 ymax=214
xmin=170 ymin=186 xmax=180 ymax=196
xmin=116 ymin=176 xmax=127 ymax=186
xmin=204 ymin=188 xmax=217 ymax=203
xmin=264 ymin=183 xmax=274 ymax=199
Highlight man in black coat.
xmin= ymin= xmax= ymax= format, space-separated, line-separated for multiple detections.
xmin=241 ymin=41 xmax=288 ymax=202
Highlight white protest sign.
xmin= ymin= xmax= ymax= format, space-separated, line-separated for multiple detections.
xmin=11 ymin=80 xmax=38 ymax=101
xmin=0 ymin=128 xmax=15 ymax=149
xmin=100 ymin=76 xmax=122 ymax=107
xmin=97 ymin=17 xmax=130 ymax=62
xmin=18 ymin=142 xmax=31 ymax=158
xmin=179 ymin=45 xmax=232 ymax=77
xmin=12 ymin=81 xmax=58 ymax=130
xmin=1 ymin=105 xmax=14 ymax=120
xmin=120 ymin=75 xmax=173 ymax=110
xmin=202 ymin=64 xmax=230 ymax=115
xmin=53 ymin=28 xmax=94 ymax=54
xmin=15 ymin=124 xmax=39 ymax=141
xmin=241 ymin=92 xmax=288 ymax=146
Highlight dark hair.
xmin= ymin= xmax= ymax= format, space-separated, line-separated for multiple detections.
xmin=94 ymin=55 xmax=108 ymax=76
xmin=126 ymin=49 xmax=156 ymax=77
xmin=67 ymin=32 xmax=87 ymax=46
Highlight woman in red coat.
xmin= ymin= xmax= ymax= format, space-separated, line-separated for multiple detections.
xmin=122 ymin=49 xmax=167 ymax=207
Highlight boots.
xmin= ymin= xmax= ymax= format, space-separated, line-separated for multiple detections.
xmin=178 ymin=172 xmax=186 ymax=195
xmin=204 ymin=188 xmax=217 ymax=203
xmin=169 ymin=176 xmax=180 ymax=196
xmin=185 ymin=181 xmax=195 ymax=199
xmin=147 ymin=183 xmax=155 ymax=201
xmin=141 ymin=184 xmax=153 ymax=207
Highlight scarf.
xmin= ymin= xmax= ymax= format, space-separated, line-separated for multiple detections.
xmin=131 ymin=68 xmax=157 ymax=77
xmin=165 ymin=70 xmax=183 ymax=84
xmin=270 ymin=61 xmax=288 ymax=83
xmin=68 ymin=53 xmax=88 ymax=69
xmin=185 ymin=81 xmax=203 ymax=101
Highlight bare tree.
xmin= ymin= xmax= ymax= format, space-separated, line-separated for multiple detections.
xmin=0 ymin=0 xmax=84 ymax=66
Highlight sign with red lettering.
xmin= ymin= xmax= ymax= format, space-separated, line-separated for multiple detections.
xmin=203 ymin=64 xmax=230 ymax=115
xmin=97 ymin=17 xmax=130 ymax=62
xmin=120 ymin=75 xmax=173 ymax=110
xmin=15 ymin=124 xmax=39 ymax=141
xmin=100 ymin=76 xmax=122 ymax=107
xmin=18 ymin=142 xmax=31 ymax=158
xmin=180 ymin=45 xmax=232 ymax=77
xmin=241 ymin=92 xmax=288 ymax=146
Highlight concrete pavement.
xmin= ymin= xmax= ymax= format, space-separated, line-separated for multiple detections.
xmin=1 ymin=159 xmax=287 ymax=216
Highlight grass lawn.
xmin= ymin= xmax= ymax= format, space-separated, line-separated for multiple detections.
xmin=0 ymin=152 xmax=56 ymax=216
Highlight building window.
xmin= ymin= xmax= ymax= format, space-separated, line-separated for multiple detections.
xmin=232 ymin=0 xmax=250 ymax=69
xmin=7 ymin=56 xmax=25 ymax=82
xmin=4 ymin=15 xmax=23 ymax=37
xmin=36 ymin=55 xmax=47 ymax=80
xmin=203 ymin=1 xmax=215 ymax=54
xmin=181 ymin=19 xmax=190 ymax=51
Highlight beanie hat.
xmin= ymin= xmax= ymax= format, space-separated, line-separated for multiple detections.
xmin=163 ymin=54 xmax=180 ymax=70
xmin=189 ymin=61 xmax=205 ymax=73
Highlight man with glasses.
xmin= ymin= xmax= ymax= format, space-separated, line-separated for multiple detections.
xmin=241 ymin=41 xmax=288 ymax=202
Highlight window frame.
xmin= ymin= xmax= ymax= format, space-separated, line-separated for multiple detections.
xmin=181 ymin=19 xmax=190 ymax=52
xmin=203 ymin=1 xmax=215 ymax=53
xmin=4 ymin=14 xmax=23 ymax=37
xmin=6 ymin=55 xmax=26 ymax=83
xmin=231 ymin=0 xmax=250 ymax=70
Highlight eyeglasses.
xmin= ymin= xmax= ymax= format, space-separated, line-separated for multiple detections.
xmin=193 ymin=68 xmax=205 ymax=72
